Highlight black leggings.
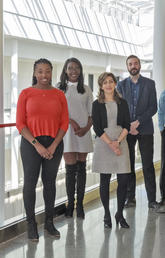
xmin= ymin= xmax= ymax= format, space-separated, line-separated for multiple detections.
xmin=100 ymin=173 xmax=129 ymax=217
xmin=20 ymin=136 xmax=63 ymax=222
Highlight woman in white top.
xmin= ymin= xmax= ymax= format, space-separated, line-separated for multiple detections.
xmin=58 ymin=57 xmax=93 ymax=219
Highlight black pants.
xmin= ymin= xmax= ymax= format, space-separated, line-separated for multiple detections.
xmin=127 ymin=134 xmax=156 ymax=203
xmin=20 ymin=136 xmax=63 ymax=222
xmin=100 ymin=173 xmax=129 ymax=217
xmin=160 ymin=129 xmax=165 ymax=200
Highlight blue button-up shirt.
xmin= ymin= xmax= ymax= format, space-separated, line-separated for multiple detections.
xmin=129 ymin=77 xmax=140 ymax=122
xmin=158 ymin=90 xmax=165 ymax=131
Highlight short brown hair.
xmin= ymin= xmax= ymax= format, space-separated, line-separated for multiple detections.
xmin=126 ymin=55 xmax=141 ymax=65
xmin=97 ymin=72 xmax=121 ymax=104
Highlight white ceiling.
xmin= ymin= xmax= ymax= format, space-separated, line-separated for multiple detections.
xmin=99 ymin=0 xmax=154 ymax=13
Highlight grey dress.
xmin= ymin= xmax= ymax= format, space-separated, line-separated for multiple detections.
xmin=63 ymin=81 xmax=93 ymax=153
xmin=92 ymin=101 xmax=130 ymax=174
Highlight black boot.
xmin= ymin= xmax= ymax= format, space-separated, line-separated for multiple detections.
xmin=44 ymin=218 xmax=60 ymax=238
xmin=65 ymin=163 xmax=77 ymax=217
xmin=76 ymin=161 xmax=86 ymax=219
xmin=27 ymin=220 xmax=39 ymax=241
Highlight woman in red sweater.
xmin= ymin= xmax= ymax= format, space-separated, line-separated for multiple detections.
xmin=16 ymin=58 xmax=69 ymax=241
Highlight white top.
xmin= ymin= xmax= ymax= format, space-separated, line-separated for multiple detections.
xmin=63 ymin=81 xmax=93 ymax=153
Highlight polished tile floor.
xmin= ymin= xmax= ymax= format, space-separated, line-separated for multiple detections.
xmin=0 ymin=176 xmax=165 ymax=258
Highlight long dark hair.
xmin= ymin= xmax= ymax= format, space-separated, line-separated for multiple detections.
xmin=97 ymin=72 xmax=121 ymax=104
xmin=32 ymin=58 xmax=53 ymax=86
xmin=58 ymin=57 xmax=85 ymax=94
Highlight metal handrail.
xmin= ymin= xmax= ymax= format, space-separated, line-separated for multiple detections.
xmin=0 ymin=123 xmax=16 ymax=128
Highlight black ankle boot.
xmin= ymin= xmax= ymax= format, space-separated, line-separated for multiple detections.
xmin=115 ymin=213 xmax=129 ymax=228
xmin=44 ymin=219 xmax=60 ymax=238
xmin=65 ymin=164 xmax=77 ymax=217
xmin=27 ymin=221 xmax=39 ymax=241
xmin=76 ymin=161 xmax=86 ymax=219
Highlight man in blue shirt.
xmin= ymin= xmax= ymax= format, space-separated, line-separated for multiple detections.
xmin=117 ymin=55 xmax=159 ymax=211
xmin=158 ymin=90 xmax=165 ymax=205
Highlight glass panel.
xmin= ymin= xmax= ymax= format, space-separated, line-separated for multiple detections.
xmin=75 ymin=6 xmax=88 ymax=31
xmin=39 ymin=0 xmax=60 ymax=24
xmin=98 ymin=36 xmax=107 ymax=53
xmin=104 ymin=38 xmax=110 ymax=53
xmin=52 ymin=25 xmax=65 ymax=45
xmin=113 ymin=17 xmax=123 ymax=41
xmin=4 ymin=0 xmax=16 ymax=12
xmin=86 ymin=8 xmax=101 ymax=34
xmin=76 ymin=31 xmax=91 ymax=50
xmin=4 ymin=13 xmax=25 ymax=38
xmin=123 ymin=42 xmax=132 ymax=56
xmin=19 ymin=17 xmax=42 ymax=40
xmin=128 ymin=23 xmax=139 ymax=44
xmin=106 ymin=38 xmax=118 ymax=55
xmin=130 ymin=44 xmax=136 ymax=54
xmin=137 ymin=46 xmax=144 ymax=58
xmin=63 ymin=28 xmax=80 ymax=48
xmin=54 ymin=0 xmax=72 ymax=27
xmin=115 ymin=41 xmax=125 ymax=56
xmin=87 ymin=34 xmax=100 ymax=51
xmin=105 ymin=15 xmax=118 ymax=39
xmin=26 ymin=0 xmax=43 ymax=20
xmin=64 ymin=1 xmax=83 ymax=30
xmin=96 ymin=12 xmax=110 ymax=37
xmin=8 ymin=0 xmax=32 ymax=16
xmin=35 ymin=20 xmax=56 ymax=43
xmin=120 ymin=20 xmax=131 ymax=42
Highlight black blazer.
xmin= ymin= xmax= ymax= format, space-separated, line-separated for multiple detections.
xmin=117 ymin=75 xmax=157 ymax=134
xmin=92 ymin=98 xmax=130 ymax=137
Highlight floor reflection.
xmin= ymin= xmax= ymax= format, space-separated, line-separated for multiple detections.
xmin=99 ymin=230 xmax=111 ymax=258
xmin=65 ymin=218 xmax=86 ymax=258
xmin=140 ymin=212 xmax=157 ymax=258
xmin=0 ymin=174 xmax=164 ymax=258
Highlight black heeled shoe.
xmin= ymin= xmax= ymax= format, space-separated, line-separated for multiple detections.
xmin=115 ymin=213 xmax=129 ymax=228
xmin=104 ymin=215 xmax=112 ymax=229
xmin=104 ymin=219 xmax=112 ymax=229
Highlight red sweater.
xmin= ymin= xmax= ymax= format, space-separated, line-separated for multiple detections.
xmin=16 ymin=87 xmax=69 ymax=138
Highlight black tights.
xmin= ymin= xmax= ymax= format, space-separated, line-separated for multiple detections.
xmin=21 ymin=136 xmax=63 ymax=222
xmin=100 ymin=173 xmax=129 ymax=218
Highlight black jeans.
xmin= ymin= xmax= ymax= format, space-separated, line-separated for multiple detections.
xmin=160 ymin=128 xmax=165 ymax=200
xmin=100 ymin=173 xmax=129 ymax=218
xmin=127 ymin=134 xmax=156 ymax=203
xmin=20 ymin=136 xmax=63 ymax=222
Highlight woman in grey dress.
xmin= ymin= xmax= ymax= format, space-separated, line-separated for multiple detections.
xmin=92 ymin=72 xmax=131 ymax=229
xmin=58 ymin=58 xmax=93 ymax=219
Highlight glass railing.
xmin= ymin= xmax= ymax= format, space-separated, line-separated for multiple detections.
xmin=0 ymin=122 xmax=101 ymax=227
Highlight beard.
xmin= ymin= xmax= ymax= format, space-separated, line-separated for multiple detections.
xmin=129 ymin=68 xmax=140 ymax=76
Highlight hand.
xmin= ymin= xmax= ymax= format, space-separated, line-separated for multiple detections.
xmin=75 ymin=127 xmax=87 ymax=137
xmin=108 ymin=141 xmax=121 ymax=156
xmin=130 ymin=120 xmax=139 ymax=130
xmin=47 ymin=143 xmax=57 ymax=159
xmin=34 ymin=142 xmax=52 ymax=159
xmin=129 ymin=128 xmax=139 ymax=135
xmin=70 ymin=119 xmax=80 ymax=132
